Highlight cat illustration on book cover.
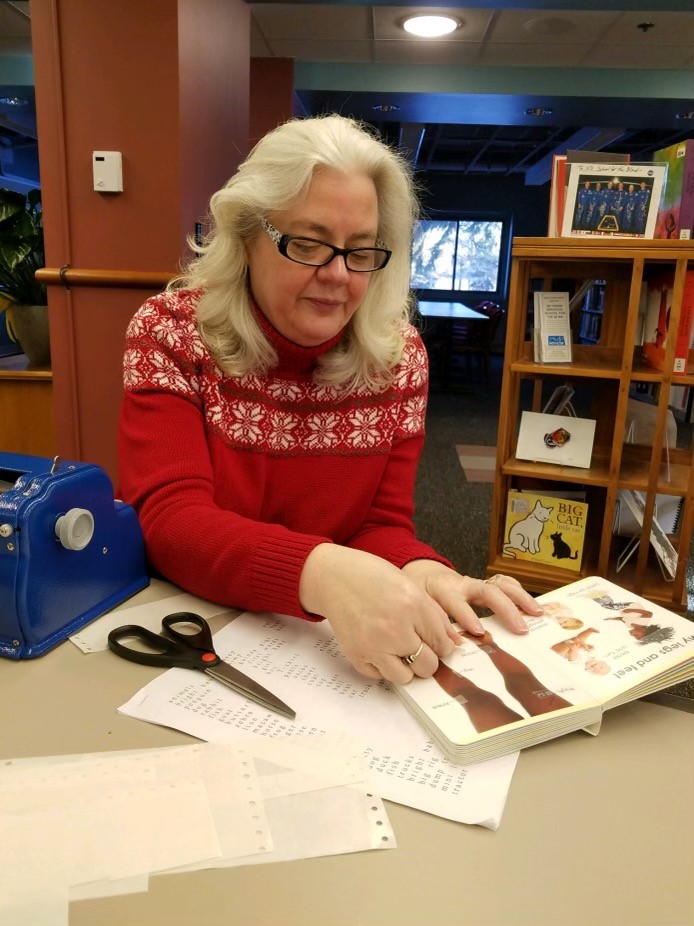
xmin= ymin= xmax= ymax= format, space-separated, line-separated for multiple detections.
xmin=550 ymin=531 xmax=578 ymax=561
xmin=504 ymin=500 xmax=552 ymax=557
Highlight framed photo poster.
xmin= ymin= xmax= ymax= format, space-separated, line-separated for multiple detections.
xmin=561 ymin=163 xmax=667 ymax=239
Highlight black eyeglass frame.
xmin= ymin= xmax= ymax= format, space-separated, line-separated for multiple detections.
xmin=261 ymin=219 xmax=392 ymax=272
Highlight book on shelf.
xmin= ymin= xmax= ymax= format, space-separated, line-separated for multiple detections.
xmin=641 ymin=269 xmax=694 ymax=374
xmin=547 ymin=154 xmax=567 ymax=237
xmin=548 ymin=152 xmax=630 ymax=238
xmin=617 ymin=489 xmax=679 ymax=582
xmin=502 ymin=488 xmax=588 ymax=573
xmin=614 ymin=491 xmax=683 ymax=538
xmin=533 ymin=291 xmax=572 ymax=362
xmin=653 ymin=139 xmax=694 ymax=240
xmin=392 ymin=576 xmax=694 ymax=765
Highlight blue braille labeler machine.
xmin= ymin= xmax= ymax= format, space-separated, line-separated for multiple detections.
xmin=0 ymin=452 xmax=149 ymax=659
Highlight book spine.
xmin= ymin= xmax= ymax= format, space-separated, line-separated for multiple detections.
xmin=674 ymin=270 xmax=694 ymax=374
xmin=679 ymin=150 xmax=694 ymax=239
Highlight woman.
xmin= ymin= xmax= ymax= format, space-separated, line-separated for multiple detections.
xmin=118 ymin=114 xmax=540 ymax=685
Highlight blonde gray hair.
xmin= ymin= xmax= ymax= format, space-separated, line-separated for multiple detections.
xmin=171 ymin=114 xmax=419 ymax=390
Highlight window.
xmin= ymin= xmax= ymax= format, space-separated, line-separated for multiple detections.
xmin=410 ymin=215 xmax=511 ymax=300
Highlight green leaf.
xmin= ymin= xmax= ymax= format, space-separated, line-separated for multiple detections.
xmin=0 ymin=240 xmax=31 ymax=271
xmin=0 ymin=188 xmax=46 ymax=304
xmin=0 ymin=199 xmax=23 ymax=225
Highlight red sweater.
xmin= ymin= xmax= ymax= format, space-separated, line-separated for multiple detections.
xmin=118 ymin=289 xmax=449 ymax=620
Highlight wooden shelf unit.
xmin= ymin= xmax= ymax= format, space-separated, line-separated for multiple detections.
xmin=488 ymin=237 xmax=694 ymax=612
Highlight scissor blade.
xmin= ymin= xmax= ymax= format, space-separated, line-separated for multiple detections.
xmin=205 ymin=662 xmax=296 ymax=719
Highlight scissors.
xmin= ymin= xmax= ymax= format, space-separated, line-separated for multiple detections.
xmin=108 ymin=611 xmax=295 ymax=719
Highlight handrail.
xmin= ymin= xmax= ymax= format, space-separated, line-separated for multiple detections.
xmin=36 ymin=267 xmax=176 ymax=289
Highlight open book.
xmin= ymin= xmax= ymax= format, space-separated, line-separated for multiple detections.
xmin=393 ymin=576 xmax=694 ymax=765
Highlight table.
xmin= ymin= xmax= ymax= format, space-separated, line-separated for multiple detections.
xmin=417 ymin=301 xmax=490 ymax=390
xmin=3 ymin=582 xmax=693 ymax=926
xmin=417 ymin=301 xmax=489 ymax=321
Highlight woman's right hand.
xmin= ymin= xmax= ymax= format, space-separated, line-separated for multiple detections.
xmin=299 ymin=544 xmax=459 ymax=684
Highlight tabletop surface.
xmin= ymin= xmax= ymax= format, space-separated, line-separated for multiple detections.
xmin=417 ymin=300 xmax=489 ymax=320
xmin=3 ymin=581 xmax=693 ymax=926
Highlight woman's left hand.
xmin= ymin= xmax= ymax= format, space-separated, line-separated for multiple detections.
xmin=401 ymin=560 xmax=542 ymax=637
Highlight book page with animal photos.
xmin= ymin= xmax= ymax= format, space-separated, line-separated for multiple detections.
xmin=503 ymin=489 xmax=587 ymax=572
xmin=392 ymin=577 xmax=694 ymax=764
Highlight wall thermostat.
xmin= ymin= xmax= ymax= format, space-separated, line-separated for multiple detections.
xmin=92 ymin=151 xmax=123 ymax=193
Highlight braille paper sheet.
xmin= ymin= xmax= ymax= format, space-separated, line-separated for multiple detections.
xmin=0 ymin=744 xmax=263 ymax=925
xmin=169 ymin=737 xmax=395 ymax=873
xmin=68 ymin=581 xmax=233 ymax=653
xmin=118 ymin=611 xmax=519 ymax=828
xmin=0 ymin=738 xmax=393 ymax=923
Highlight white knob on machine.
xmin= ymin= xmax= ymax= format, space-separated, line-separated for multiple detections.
xmin=55 ymin=508 xmax=95 ymax=551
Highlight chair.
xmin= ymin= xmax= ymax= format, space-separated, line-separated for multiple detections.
xmin=449 ymin=302 xmax=504 ymax=386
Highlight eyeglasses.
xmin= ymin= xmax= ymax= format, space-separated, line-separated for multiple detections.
xmin=261 ymin=219 xmax=391 ymax=272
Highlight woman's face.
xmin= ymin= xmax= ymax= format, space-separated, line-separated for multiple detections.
xmin=246 ymin=170 xmax=379 ymax=347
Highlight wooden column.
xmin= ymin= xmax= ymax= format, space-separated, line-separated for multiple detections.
xmin=250 ymin=58 xmax=296 ymax=145
xmin=29 ymin=0 xmax=250 ymax=482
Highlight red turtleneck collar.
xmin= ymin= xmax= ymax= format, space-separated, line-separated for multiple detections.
xmin=252 ymin=301 xmax=346 ymax=378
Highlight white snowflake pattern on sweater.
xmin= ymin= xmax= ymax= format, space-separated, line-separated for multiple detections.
xmin=124 ymin=290 xmax=428 ymax=457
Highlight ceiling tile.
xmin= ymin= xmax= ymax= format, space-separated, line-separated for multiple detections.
xmin=372 ymin=6 xmax=494 ymax=43
xmin=599 ymin=12 xmax=694 ymax=46
xmin=251 ymin=4 xmax=371 ymax=41
xmin=264 ymin=39 xmax=373 ymax=62
xmin=374 ymin=41 xmax=482 ymax=66
xmin=488 ymin=9 xmax=620 ymax=45
xmin=478 ymin=43 xmax=591 ymax=67
xmin=581 ymin=44 xmax=693 ymax=68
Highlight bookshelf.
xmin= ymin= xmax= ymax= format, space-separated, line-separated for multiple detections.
xmin=487 ymin=237 xmax=694 ymax=612
xmin=576 ymin=280 xmax=606 ymax=344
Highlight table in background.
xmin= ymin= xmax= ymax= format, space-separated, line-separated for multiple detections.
xmin=2 ymin=581 xmax=693 ymax=926
xmin=417 ymin=301 xmax=490 ymax=390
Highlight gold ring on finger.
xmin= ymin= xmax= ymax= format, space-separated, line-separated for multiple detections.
xmin=401 ymin=642 xmax=424 ymax=667
xmin=485 ymin=573 xmax=504 ymax=586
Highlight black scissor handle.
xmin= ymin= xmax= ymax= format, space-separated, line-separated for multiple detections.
xmin=108 ymin=623 xmax=215 ymax=670
xmin=162 ymin=611 xmax=217 ymax=655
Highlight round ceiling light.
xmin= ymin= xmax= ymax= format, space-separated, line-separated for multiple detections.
xmin=402 ymin=15 xmax=460 ymax=38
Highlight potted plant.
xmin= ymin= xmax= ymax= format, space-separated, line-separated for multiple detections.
xmin=0 ymin=188 xmax=50 ymax=367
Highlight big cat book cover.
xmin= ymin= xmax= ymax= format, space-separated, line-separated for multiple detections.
xmin=502 ymin=490 xmax=587 ymax=573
